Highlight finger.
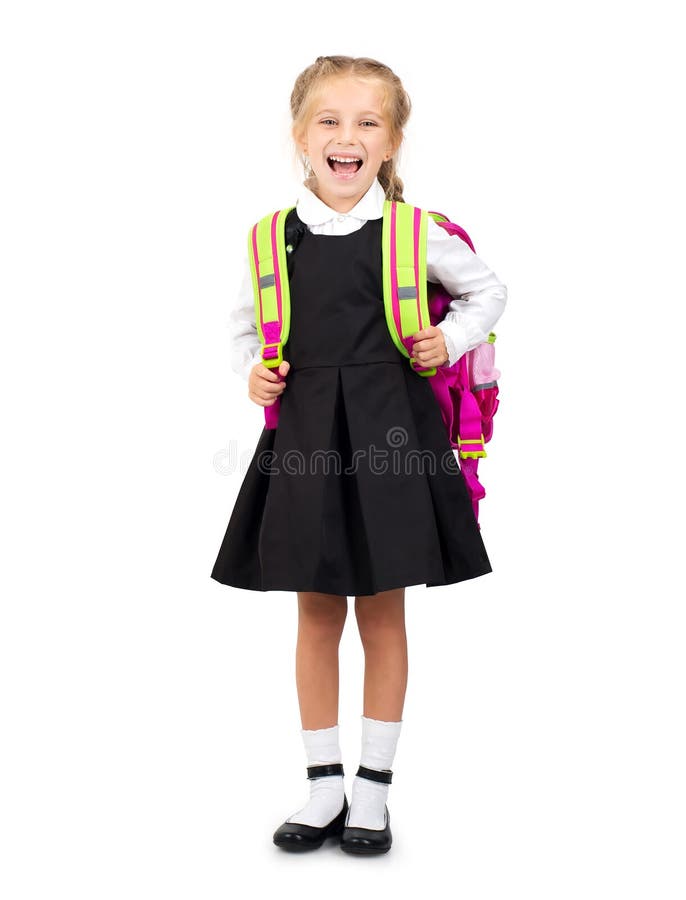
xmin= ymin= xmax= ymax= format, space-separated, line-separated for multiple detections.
xmin=248 ymin=376 xmax=285 ymax=403
xmin=413 ymin=348 xmax=447 ymax=366
xmin=255 ymin=380 xmax=286 ymax=398
xmin=250 ymin=395 xmax=277 ymax=408
xmin=412 ymin=339 xmax=439 ymax=356
xmin=413 ymin=332 xmax=442 ymax=351
xmin=413 ymin=326 xmax=439 ymax=340
xmin=250 ymin=389 xmax=283 ymax=407
xmin=256 ymin=365 xmax=282 ymax=382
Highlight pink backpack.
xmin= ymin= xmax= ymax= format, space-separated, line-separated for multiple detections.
xmin=424 ymin=211 xmax=500 ymax=526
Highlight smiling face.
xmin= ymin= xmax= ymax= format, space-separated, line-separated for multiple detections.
xmin=293 ymin=75 xmax=398 ymax=213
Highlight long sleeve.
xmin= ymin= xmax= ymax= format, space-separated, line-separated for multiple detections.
xmin=427 ymin=217 xmax=508 ymax=367
xmin=229 ymin=250 xmax=263 ymax=382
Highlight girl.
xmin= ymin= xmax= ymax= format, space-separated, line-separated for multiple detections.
xmin=211 ymin=56 xmax=507 ymax=854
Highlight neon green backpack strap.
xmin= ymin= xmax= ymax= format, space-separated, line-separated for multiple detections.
xmin=247 ymin=207 xmax=295 ymax=369
xmin=381 ymin=200 xmax=436 ymax=377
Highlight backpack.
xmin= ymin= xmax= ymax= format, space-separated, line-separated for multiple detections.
xmin=247 ymin=200 xmax=500 ymax=526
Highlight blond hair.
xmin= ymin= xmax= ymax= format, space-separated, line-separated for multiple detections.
xmin=290 ymin=55 xmax=411 ymax=202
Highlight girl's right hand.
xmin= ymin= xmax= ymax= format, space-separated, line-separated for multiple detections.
xmin=248 ymin=359 xmax=290 ymax=407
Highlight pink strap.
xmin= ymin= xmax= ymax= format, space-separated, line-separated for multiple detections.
xmin=459 ymin=458 xmax=485 ymax=525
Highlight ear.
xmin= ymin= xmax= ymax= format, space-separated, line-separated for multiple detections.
xmin=383 ymin=138 xmax=400 ymax=162
xmin=292 ymin=125 xmax=307 ymax=156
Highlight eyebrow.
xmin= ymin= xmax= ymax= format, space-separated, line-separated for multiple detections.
xmin=314 ymin=109 xmax=384 ymax=117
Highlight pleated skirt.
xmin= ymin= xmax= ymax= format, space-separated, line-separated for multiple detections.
xmin=211 ymin=359 xmax=492 ymax=595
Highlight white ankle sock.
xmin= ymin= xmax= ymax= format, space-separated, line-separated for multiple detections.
xmin=347 ymin=715 xmax=403 ymax=830
xmin=286 ymin=724 xmax=346 ymax=827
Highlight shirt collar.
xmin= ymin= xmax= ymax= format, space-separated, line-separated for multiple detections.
xmin=295 ymin=177 xmax=386 ymax=225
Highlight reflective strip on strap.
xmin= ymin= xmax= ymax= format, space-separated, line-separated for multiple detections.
xmin=397 ymin=286 xmax=417 ymax=299
xmin=473 ymin=380 xmax=498 ymax=391
xmin=258 ymin=273 xmax=275 ymax=290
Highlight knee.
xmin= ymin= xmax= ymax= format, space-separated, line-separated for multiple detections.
xmin=298 ymin=593 xmax=348 ymax=639
xmin=354 ymin=595 xmax=405 ymax=647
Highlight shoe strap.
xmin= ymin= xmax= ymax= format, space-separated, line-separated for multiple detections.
xmin=307 ymin=762 xmax=344 ymax=779
xmin=356 ymin=764 xmax=393 ymax=784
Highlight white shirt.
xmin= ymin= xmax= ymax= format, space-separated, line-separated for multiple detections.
xmin=229 ymin=177 xmax=508 ymax=381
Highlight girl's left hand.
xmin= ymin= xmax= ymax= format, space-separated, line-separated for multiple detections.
xmin=411 ymin=326 xmax=449 ymax=367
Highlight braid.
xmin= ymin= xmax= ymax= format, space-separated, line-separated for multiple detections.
xmin=377 ymin=159 xmax=405 ymax=202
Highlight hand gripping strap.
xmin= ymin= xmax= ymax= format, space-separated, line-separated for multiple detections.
xmin=355 ymin=764 xmax=393 ymax=784
xmin=381 ymin=200 xmax=435 ymax=377
xmin=307 ymin=763 xmax=345 ymax=779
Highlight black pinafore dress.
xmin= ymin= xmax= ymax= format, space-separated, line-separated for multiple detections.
xmin=211 ymin=212 xmax=492 ymax=595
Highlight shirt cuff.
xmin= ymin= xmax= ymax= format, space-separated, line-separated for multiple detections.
xmin=436 ymin=320 xmax=468 ymax=368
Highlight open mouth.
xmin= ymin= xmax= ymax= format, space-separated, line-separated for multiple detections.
xmin=327 ymin=155 xmax=363 ymax=176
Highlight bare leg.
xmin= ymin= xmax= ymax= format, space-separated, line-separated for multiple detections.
xmin=354 ymin=587 xmax=408 ymax=720
xmin=343 ymin=587 xmax=407 ymax=832
xmin=295 ymin=591 xmax=348 ymax=730
xmin=276 ymin=593 xmax=348 ymax=830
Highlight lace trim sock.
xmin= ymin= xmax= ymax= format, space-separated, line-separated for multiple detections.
xmin=347 ymin=715 xmax=403 ymax=830
xmin=286 ymin=723 xmax=345 ymax=827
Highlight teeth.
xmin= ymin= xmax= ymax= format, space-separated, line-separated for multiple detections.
xmin=328 ymin=155 xmax=361 ymax=163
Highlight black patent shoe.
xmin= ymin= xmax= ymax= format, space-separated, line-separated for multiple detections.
xmin=339 ymin=765 xmax=393 ymax=854
xmin=273 ymin=763 xmax=348 ymax=852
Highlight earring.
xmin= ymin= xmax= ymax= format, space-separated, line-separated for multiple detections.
xmin=303 ymin=155 xmax=313 ymax=178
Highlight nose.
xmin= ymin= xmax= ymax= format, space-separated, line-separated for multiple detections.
xmin=337 ymin=120 xmax=356 ymax=143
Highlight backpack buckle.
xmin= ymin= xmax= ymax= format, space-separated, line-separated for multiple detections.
xmin=457 ymin=433 xmax=487 ymax=459
xmin=261 ymin=342 xmax=283 ymax=366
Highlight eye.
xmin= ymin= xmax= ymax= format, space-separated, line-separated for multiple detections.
xmin=320 ymin=118 xmax=337 ymax=126
xmin=361 ymin=120 xmax=378 ymax=127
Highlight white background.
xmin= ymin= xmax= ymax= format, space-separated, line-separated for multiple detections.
xmin=1 ymin=1 xmax=684 ymax=897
